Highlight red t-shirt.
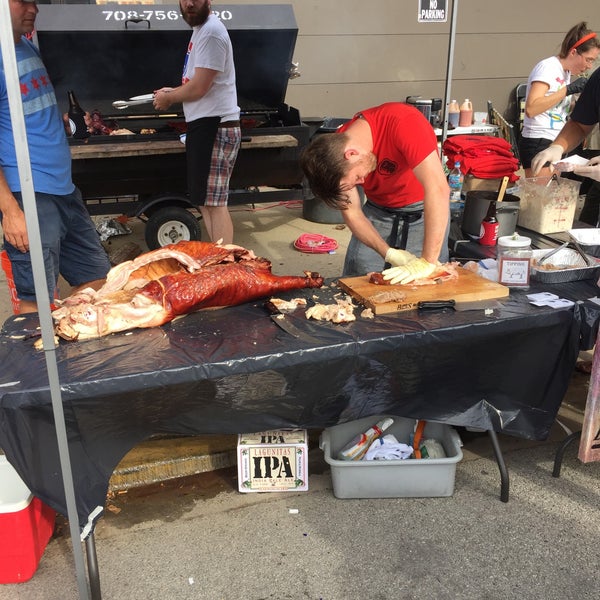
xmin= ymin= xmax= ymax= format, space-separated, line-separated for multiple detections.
xmin=339 ymin=102 xmax=438 ymax=209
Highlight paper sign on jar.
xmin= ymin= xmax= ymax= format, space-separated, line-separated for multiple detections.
xmin=498 ymin=257 xmax=530 ymax=287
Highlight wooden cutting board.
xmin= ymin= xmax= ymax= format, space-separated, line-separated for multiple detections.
xmin=338 ymin=269 xmax=509 ymax=314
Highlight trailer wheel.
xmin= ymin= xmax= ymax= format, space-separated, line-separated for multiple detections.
xmin=145 ymin=207 xmax=201 ymax=250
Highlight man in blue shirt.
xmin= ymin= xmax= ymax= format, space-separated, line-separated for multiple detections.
xmin=0 ymin=0 xmax=111 ymax=313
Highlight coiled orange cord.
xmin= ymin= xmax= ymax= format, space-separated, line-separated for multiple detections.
xmin=293 ymin=233 xmax=339 ymax=254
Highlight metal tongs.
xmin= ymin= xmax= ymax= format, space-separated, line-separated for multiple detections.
xmin=537 ymin=240 xmax=591 ymax=266
xmin=111 ymin=93 xmax=154 ymax=110
xmin=112 ymin=98 xmax=154 ymax=110
xmin=569 ymin=238 xmax=591 ymax=265
xmin=537 ymin=241 xmax=569 ymax=265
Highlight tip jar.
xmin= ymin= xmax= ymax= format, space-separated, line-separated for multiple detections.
xmin=497 ymin=234 xmax=532 ymax=288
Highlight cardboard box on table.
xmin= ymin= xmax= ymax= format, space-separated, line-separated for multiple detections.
xmin=0 ymin=455 xmax=56 ymax=584
xmin=237 ymin=430 xmax=308 ymax=493
xmin=461 ymin=174 xmax=504 ymax=193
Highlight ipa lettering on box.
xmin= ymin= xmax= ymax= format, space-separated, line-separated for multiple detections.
xmin=237 ymin=430 xmax=309 ymax=492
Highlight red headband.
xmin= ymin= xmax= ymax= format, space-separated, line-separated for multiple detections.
xmin=571 ymin=32 xmax=597 ymax=52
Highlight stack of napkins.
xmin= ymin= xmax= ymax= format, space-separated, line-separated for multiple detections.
xmin=527 ymin=292 xmax=574 ymax=309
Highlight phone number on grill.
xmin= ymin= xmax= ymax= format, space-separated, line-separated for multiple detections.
xmin=101 ymin=9 xmax=233 ymax=21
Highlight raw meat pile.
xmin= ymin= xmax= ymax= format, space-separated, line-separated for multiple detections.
xmin=52 ymin=241 xmax=323 ymax=341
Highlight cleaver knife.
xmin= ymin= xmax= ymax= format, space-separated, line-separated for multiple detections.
xmin=417 ymin=299 xmax=503 ymax=312
xmin=265 ymin=301 xmax=319 ymax=342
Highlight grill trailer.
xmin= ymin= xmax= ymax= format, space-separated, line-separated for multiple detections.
xmin=35 ymin=3 xmax=310 ymax=248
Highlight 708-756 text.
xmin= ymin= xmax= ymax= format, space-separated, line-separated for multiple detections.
xmin=101 ymin=9 xmax=233 ymax=22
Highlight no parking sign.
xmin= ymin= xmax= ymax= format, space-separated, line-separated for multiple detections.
xmin=418 ymin=0 xmax=447 ymax=23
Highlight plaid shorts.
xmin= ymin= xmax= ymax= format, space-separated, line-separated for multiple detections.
xmin=204 ymin=126 xmax=242 ymax=206
xmin=186 ymin=118 xmax=241 ymax=208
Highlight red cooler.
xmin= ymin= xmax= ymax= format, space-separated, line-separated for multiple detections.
xmin=0 ymin=456 xmax=56 ymax=584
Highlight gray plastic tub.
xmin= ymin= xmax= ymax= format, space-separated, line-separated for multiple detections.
xmin=320 ymin=415 xmax=463 ymax=499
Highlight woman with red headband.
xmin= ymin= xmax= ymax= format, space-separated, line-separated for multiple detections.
xmin=518 ymin=22 xmax=600 ymax=177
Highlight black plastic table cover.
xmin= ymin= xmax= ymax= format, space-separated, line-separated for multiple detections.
xmin=0 ymin=279 xmax=599 ymax=533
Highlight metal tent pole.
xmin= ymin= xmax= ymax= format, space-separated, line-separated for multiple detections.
xmin=441 ymin=0 xmax=459 ymax=149
xmin=0 ymin=2 xmax=92 ymax=598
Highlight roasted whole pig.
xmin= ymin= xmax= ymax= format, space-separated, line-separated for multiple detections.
xmin=52 ymin=241 xmax=324 ymax=341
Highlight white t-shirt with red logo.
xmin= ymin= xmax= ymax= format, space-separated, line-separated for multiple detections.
xmin=182 ymin=14 xmax=239 ymax=123
xmin=522 ymin=55 xmax=572 ymax=141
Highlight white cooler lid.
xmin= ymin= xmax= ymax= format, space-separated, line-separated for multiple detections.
xmin=0 ymin=455 xmax=33 ymax=513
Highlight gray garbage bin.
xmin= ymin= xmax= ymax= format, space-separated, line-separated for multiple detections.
xmin=303 ymin=190 xmax=345 ymax=224
xmin=302 ymin=117 xmax=350 ymax=224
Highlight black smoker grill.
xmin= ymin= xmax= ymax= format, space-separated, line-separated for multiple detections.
xmin=35 ymin=3 xmax=309 ymax=249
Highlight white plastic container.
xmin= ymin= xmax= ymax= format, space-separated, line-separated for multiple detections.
xmin=0 ymin=456 xmax=32 ymax=512
xmin=320 ymin=416 xmax=463 ymax=499
xmin=459 ymin=99 xmax=473 ymax=127
xmin=447 ymin=99 xmax=460 ymax=127
xmin=517 ymin=177 xmax=580 ymax=233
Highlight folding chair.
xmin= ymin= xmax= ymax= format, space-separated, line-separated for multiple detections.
xmin=487 ymin=101 xmax=521 ymax=167
xmin=514 ymin=83 xmax=528 ymax=140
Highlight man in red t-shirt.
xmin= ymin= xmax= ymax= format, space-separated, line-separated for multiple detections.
xmin=300 ymin=102 xmax=450 ymax=283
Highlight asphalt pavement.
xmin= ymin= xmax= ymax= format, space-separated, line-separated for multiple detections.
xmin=0 ymin=203 xmax=598 ymax=599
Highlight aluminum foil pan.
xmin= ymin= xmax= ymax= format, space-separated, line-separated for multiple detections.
xmin=567 ymin=229 xmax=600 ymax=258
xmin=530 ymin=248 xmax=600 ymax=283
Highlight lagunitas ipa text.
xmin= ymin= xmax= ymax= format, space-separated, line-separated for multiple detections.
xmin=237 ymin=430 xmax=308 ymax=493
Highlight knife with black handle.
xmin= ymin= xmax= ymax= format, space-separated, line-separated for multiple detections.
xmin=417 ymin=300 xmax=455 ymax=310
xmin=418 ymin=299 xmax=502 ymax=312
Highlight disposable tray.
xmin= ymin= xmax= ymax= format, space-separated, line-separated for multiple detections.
xmin=319 ymin=415 xmax=463 ymax=499
xmin=530 ymin=248 xmax=600 ymax=283
xmin=567 ymin=229 xmax=600 ymax=258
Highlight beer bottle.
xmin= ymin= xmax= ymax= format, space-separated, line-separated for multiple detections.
xmin=67 ymin=90 xmax=89 ymax=139
xmin=479 ymin=201 xmax=499 ymax=246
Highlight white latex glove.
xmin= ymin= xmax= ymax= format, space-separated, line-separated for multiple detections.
xmin=382 ymin=258 xmax=436 ymax=285
xmin=530 ymin=144 xmax=564 ymax=176
xmin=573 ymin=156 xmax=600 ymax=182
xmin=384 ymin=247 xmax=416 ymax=267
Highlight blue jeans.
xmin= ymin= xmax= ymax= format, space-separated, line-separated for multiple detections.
xmin=343 ymin=199 xmax=450 ymax=277
xmin=2 ymin=188 xmax=111 ymax=303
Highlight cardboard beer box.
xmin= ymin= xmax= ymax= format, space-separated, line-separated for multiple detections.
xmin=461 ymin=174 xmax=504 ymax=193
xmin=237 ymin=429 xmax=308 ymax=493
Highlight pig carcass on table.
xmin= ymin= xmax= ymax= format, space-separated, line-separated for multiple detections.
xmin=52 ymin=241 xmax=324 ymax=341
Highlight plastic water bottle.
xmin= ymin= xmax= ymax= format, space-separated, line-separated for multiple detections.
xmin=448 ymin=161 xmax=464 ymax=203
